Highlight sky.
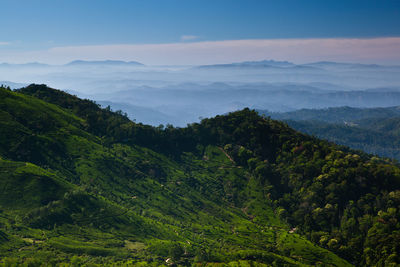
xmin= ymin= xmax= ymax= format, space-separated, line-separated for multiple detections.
xmin=1 ymin=0 xmax=400 ymax=65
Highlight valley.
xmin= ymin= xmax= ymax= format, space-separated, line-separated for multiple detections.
xmin=0 ymin=85 xmax=399 ymax=265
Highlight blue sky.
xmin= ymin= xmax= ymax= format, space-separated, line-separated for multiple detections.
xmin=1 ymin=0 xmax=400 ymax=64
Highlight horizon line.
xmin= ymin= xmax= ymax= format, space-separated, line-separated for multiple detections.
xmin=1 ymin=37 xmax=400 ymax=65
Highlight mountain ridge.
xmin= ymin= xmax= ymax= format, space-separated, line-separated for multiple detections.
xmin=0 ymin=84 xmax=399 ymax=265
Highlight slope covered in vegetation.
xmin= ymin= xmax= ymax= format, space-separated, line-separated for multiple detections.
xmin=260 ymin=106 xmax=400 ymax=123
xmin=259 ymin=107 xmax=400 ymax=160
xmin=0 ymin=85 xmax=399 ymax=266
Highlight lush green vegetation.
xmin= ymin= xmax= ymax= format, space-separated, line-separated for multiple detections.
xmin=259 ymin=107 xmax=400 ymax=160
xmin=260 ymin=106 xmax=400 ymax=123
xmin=0 ymin=85 xmax=399 ymax=265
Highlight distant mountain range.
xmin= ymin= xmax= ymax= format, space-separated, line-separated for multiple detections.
xmin=1 ymin=59 xmax=400 ymax=128
xmin=1 ymin=59 xmax=400 ymax=69
xmin=197 ymin=60 xmax=400 ymax=70
xmin=0 ymin=60 xmax=144 ymax=67
xmin=197 ymin=60 xmax=296 ymax=69
xmin=0 ymin=62 xmax=50 ymax=67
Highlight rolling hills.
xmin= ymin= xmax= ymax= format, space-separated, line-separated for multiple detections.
xmin=3 ymin=59 xmax=400 ymax=127
xmin=0 ymin=84 xmax=399 ymax=266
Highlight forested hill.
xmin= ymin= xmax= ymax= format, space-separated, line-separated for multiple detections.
xmin=0 ymin=84 xmax=399 ymax=266
xmin=259 ymin=106 xmax=400 ymax=123
xmin=259 ymin=107 xmax=400 ymax=160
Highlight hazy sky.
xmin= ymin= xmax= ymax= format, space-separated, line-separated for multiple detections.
xmin=1 ymin=0 xmax=400 ymax=65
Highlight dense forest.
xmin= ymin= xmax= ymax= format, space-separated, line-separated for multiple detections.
xmin=261 ymin=106 xmax=400 ymax=123
xmin=260 ymin=107 xmax=400 ymax=161
xmin=0 ymin=84 xmax=399 ymax=266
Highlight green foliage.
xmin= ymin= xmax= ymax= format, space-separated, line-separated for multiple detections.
xmin=0 ymin=84 xmax=399 ymax=265
xmin=261 ymin=106 xmax=400 ymax=124
xmin=260 ymin=106 xmax=400 ymax=160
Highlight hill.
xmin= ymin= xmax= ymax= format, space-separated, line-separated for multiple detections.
xmin=259 ymin=107 xmax=400 ymax=160
xmin=260 ymin=106 xmax=400 ymax=123
xmin=0 ymin=85 xmax=399 ymax=265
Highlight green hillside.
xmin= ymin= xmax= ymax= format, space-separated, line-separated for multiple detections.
xmin=0 ymin=85 xmax=399 ymax=266
xmin=259 ymin=107 xmax=400 ymax=160
xmin=283 ymin=120 xmax=400 ymax=160
xmin=259 ymin=106 xmax=400 ymax=123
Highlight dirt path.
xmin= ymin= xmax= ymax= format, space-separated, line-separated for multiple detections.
xmin=218 ymin=147 xmax=235 ymax=164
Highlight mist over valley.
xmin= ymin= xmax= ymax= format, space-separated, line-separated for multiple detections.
xmin=2 ymin=60 xmax=400 ymax=126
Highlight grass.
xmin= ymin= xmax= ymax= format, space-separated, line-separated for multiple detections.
xmin=0 ymin=86 xmax=354 ymax=266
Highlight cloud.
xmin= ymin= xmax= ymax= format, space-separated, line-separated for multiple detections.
xmin=180 ymin=35 xmax=199 ymax=41
xmin=0 ymin=42 xmax=10 ymax=45
xmin=1 ymin=38 xmax=400 ymax=65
